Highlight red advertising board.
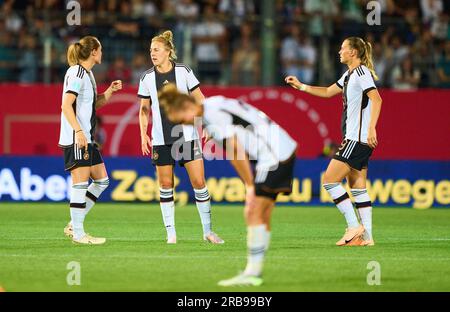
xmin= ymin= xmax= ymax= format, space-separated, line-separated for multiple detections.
xmin=0 ymin=84 xmax=449 ymax=160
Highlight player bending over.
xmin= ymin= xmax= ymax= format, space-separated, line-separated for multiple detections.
xmin=158 ymin=84 xmax=298 ymax=287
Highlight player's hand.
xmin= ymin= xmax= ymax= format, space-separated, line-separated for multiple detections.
xmin=368 ymin=127 xmax=378 ymax=149
xmin=141 ymin=134 xmax=152 ymax=155
xmin=110 ymin=80 xmax=122 ymax=92
xmin=75 ymin=130 xmax=88 ymax=150
xmin=285 ymin=76 xmax=301 ymax=90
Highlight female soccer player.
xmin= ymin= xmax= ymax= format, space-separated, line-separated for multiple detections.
xmin=138 ymin=30 xmax=223 ymax=244
xmin=158 ymin=84 xmax=298 ymax=286
xmin=59 ymin=36 xmax=122 ymax=244
xmin=286 ymin=37 xmax=383 ymax=246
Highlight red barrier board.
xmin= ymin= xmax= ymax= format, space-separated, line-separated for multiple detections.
xmin=0 ymin=84 xmax=449 ymax=160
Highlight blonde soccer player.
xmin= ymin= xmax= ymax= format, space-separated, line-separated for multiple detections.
xmin=286 ymin=37 xmax=383 ymax=246
xmin=158 ymin=84 xmax=298 ymax=286
xmin=59 ymin=36 xmax=122 ymax=244
xmin=137 ymin=30 xmax=223 ymax=244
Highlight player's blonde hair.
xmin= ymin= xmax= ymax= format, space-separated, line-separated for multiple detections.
xmin=67 ymin=36 xmax=100 ymax=66
xmin=158 ymin=83 xmax=195 ymax=116
xmin=346 ymin=37 xmax=379 ymax=81
xmin=151 ymin=30 xmax=177 ymax=61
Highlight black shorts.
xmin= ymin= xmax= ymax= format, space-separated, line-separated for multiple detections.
xmin=63 ymin=143 xmax=104 ymax=171
xmin=333 ymin=139 xmax=373 ymax=171
xmin=254 ymin=153 xmax=296 ymax=201
xmin=152 ymin=140 xmax=203 ymax=167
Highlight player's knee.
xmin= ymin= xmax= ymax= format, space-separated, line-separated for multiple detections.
xmin=159 ymin=179 xmax=174 ymax=189
xmin=190 ymin=178 xmax=206 ymax=190
xmin=94 ymin=177 xmax=109 ymax=191
xmin=244 ymin=205 xmax=263 ymax=222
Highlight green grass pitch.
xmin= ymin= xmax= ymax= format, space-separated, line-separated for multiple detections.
xmin=0 ymin=203 xmax=449 ymax=292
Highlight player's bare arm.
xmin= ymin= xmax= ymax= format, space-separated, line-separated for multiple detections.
xmin=366 ymin=89 xmax=383 ymax=149
xmin=96 ymin=80 xmax=122 ymax=108
xmin=285 ymin=76 xmax=342 ymax=98
xmin=139 ymin=98 xmax=152 ymax=155
xmin=61 ymin=92 xmax=87 ymax=150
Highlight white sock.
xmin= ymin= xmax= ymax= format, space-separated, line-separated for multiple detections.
xmin=194 ymin=187 xmax=212 ymax=236
xmin=264 ymin=230 xmax=271 ymax=253
xmin=351 ymin=189 xmax=373 ymax=240
xmin=324 ymin=183 xmax=359 ymax=228
xmin=70 ymin=182 xmax=88 ymax=240
xmin=244 ymin=224 xmax=266 ymax=277
xmin=160 ymin=188 xmax=176 ymax=238
xmin=85 ymin=177 xmax=109 ymax=217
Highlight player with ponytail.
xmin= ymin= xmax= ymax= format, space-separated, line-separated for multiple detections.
xmin=286 ymin=37 xmax=383 ymax=246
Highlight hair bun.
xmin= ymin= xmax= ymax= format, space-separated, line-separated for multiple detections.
xmin=162 ymin=30 xmax=173 ymax=42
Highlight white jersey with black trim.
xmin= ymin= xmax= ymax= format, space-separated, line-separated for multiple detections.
xmin=137 ymin=62 xmax=201 ymax=146
xmin=58 ymin=64 xmax=97 ymax=147
xmin=202 ymin=96 xmax=298 ymax=171
xmin=336 ymin=65 xmax=377 ymax=144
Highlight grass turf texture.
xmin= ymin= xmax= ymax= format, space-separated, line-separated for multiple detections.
xmin=0 ymin=203 xmax=449 ymax=292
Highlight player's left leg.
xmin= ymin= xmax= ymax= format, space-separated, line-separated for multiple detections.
xmin=184 ymin=158 xmax=224 ymax=244
xmin=347 ymin=168 xmax=374 ymax=246
xmin=262 ymin=201 xmax=275 ymax=252
xmin=85 ymin=163 xmax=109 ymax=217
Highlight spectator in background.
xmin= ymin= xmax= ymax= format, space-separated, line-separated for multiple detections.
xmin=173 ymin=0 xmax=200 ymax=62
xmin=437 ymin=41 xmax=450 ymax=88
xmin=304 ymin=0 xmax=339 ymax=42
xmin=3 ymin=1 xmax=23 ymax=34
xmin=113 ymin=1 xmax=140 ymax=38
xmin=219 ymin=0 xmax=255 ymax=38
xmin=297 ymin=34 xmax=317 ymax=84
xmin=281 ymin=24 xmax=317 ymax=85
xmin=192 ymin=4 xmax=226 ymax=84
xmin=230 ymin=22 xmax=260 ymax=86
xmin=372 ymin=42 xmax=389 ymax=87
xmin=391 ymin=36 xmax=410 ymax=65
xmin=412 ymin=43 xmax=433 ymax=87
xmin=175 ymin=0 xmax=200 ymax=20
xmin=431 ymin=13 xmax=449 ymax=41
xmin=391 ymin=56 xmax=421 ymax=90
xmin=0 ymin=30 xmax=15 ymax=82
xmin=107 ymin=56 xmax=131 ymax=84
xmin=18 ymin=34 xmax=37 ymax=83
xmin=131 ymin=53 xmax=148 ymax=85
xmin=420 ymin=0 xmax=443 ymax=24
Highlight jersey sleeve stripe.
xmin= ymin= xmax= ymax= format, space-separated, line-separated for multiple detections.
xmin=363 ymin=86 xmax=376 ymax=94
xmin=189 ymin=83 xmax=200 ymax=93
xmin=175 ymin=63 xmax=192 ymax=73
xmin=336 ymin=81 xmax=343 ymax=89
xmin=137 ymin=94 xmax=151 ymax=99
xmin=66 ymin=90 xmax=79 ymax=96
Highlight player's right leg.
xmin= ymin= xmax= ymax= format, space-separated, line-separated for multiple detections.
xmin=69 ymin=166 xmax=105 ymax=245
xmin=322 ymin=159 xmax=363 ymax=246
xmin=348 ymin=168 xmax=374 ymax=246
xmin=156 ymin=165 xmax=176 ymax=244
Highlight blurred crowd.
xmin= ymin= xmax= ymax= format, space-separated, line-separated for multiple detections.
xmin=0 ymin=0 xmax=449 ymax=89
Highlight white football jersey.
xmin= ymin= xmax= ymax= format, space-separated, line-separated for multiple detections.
xmin=58 ymin=65 xmax=97 ymax=147
xmin=336 ymin=65 xmax=377 ymax=144
xmin=138 ymin=62 xmax=201 ymax=146
xmin=202 ymin=96 xmax=298 ymax=171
